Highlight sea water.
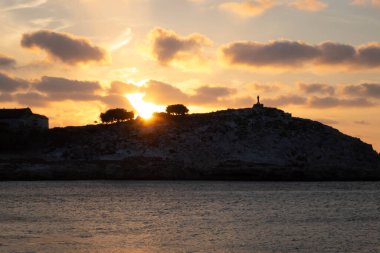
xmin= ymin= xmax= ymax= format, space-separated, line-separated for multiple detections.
xmin=0 ymin=181 xmax=379 ymax=253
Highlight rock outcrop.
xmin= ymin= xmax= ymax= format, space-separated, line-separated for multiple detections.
xmin=0 ymin=107 xmax=379 ymax=180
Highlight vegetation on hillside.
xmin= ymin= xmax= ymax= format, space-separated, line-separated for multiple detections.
xmin=166 ymin=104 xmax=189 ymax=116
xmin=100 ymin=108 xmax=134 ymax=124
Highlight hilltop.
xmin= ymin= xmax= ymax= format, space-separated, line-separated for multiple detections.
xmin=0 ymin=106 xmax=379 ymax=180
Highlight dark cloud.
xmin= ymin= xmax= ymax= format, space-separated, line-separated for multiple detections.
xmin=298 ymin=83 xmax=335 ymax=95
xmin=0 ymin=54 xmax=16 ymax=68
xmin=309 ymin=96 xmax=374 ymax=108
xmin=15 ymin=92 xmax=48 ymax=107
xmin=357 ymin=44 xmax=380 ymax=67
xmin=264 ymin=95 xmax=307 ymax=107
xmin=317 ymin=42 xmax=356 ymax=64
xmin=34 ymin=76 xmax=101 ymax=101
xmin=259 ymin=93 xmax=375 ymax=108
xmin=221 ymin=40 xmax=380 ymax=69
xmin=222 ymin=40 xmax=320 ymax=68
xmin=21 ymin=30 xmax=107 ymax=65
xmin=0 ymin=72 xmax=28 ymax=92
xmin=0 ymin=74 xmax=133 ymax=108
xmin=343 ymin=83 xmax=380 ymax=98
xmin=3 ymin=75 xmax=104 ymax=106
xmin=0 ymin=93 xmax=13 ymax=102
xmin=149 ymin=27 xmax=211 ymax=65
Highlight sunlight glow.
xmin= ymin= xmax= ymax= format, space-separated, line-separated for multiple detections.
xmin=127 ymin=79 xmax=148 ymax=87
xmin=126 ymin=93 xmax=165 ymax=119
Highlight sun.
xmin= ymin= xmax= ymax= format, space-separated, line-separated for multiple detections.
xmin=126 ymin=93 xmax=165 ymax=119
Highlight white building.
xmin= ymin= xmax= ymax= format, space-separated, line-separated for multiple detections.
xmin=0 ymin=108 xmax=48 ymax=130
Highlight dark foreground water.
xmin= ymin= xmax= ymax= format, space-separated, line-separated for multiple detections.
xmin=0 ymin=181 xmax=379 ymax=253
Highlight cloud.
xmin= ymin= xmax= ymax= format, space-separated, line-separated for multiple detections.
xmin=0 ymin=54 xmax=16 ymax=68
xmin=34 ymin=76 xmax=101 ymax=101
xmin=316 ymin=42 xmax=356 ymax=65
xmin=290 ymin=0 xmax=327 ymax=12
xmin=219 ymin=0 xmax=326 ymax=17
xmin=220 ymin=0 xmax=276 ymax=17
xmin=108 ymin=81 xmax=139 ymax=95
xmin=221 ymin=40 xmax=380 ymax=70
xmin=0 ymin=72 xmax=28 ymax=92
xmin=298 ymin=83 xmax=335 ymax=95
xmin=264 ymin=94 xmax=307 ymax=107
xmin=143 ymin=80 xmax=189 ymax=104
xmin=126 ymin=79 xmax=379 ymax=109
xmin=357 ymin=43 xmax=380 ymax=67
xmin=190 ymin=86 xmax=236 ymax=105
xmin=148 ymin=27 xmax=212 ymax=66
xmin=0 ymin=93 xmax=13 ymax=102
xmin=342 ymin=83 xmax=380 ymax=98
xmin=21 ymin=30 xmax=107 ymax=65
xmin=7 ymin=75 xmax=134 ymax=109
xmin=101 ymin=94 xmax=133 ymax=109
xmin=222 ymin=40 xmax=320 ymax=68
xmin=261 ymin=92 xmax=375 ymax=108
xmin=309 ymin=96 xmax=374 ymax=108
xmin=250 ymin=83 xmax=279 ymax=92
xmin=15 ymin=92 xmax=48 ymax=107
xmin=140 ymin=80 xmax=238 ymax=106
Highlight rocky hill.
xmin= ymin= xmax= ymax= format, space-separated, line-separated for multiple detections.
xmin=0 ymin=106 xmax=379 ymax=180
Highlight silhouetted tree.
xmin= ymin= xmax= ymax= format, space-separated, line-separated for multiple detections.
xmin=166 ymin=104 xmax=189 ymax=116
xmin=100 ymin=108 xmax=134 ymax=124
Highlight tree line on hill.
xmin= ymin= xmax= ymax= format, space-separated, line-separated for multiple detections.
xmin=99 ymin=104 xmax=189 ymax=124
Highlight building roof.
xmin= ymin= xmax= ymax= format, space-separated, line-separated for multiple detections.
xmin=0 ymin=108 xmax=47 ymax=119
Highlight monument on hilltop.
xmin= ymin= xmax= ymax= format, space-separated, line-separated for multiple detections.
xmin=253 ymin=95 xmax=264 ymax=109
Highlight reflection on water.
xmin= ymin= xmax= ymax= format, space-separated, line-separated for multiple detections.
xmin=0 ymin=181 xmax=379 ymax=253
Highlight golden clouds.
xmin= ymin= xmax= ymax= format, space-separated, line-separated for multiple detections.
xmin=219 ymin=0 xmax=326 ymax=17
xmin=290 ymin=0 xmax=327 ymax=12
xmin=148 ymin=27 xmax=212 ymax=70
xmin=220 ymin=0 xmax=276 ymax=17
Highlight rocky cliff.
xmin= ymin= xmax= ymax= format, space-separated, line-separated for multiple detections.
xmin=1 ymin=107 xmax=379 ymax=180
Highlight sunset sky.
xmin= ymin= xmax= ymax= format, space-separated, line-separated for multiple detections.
xmin=0 ymin=0 xmax=379 ymax=151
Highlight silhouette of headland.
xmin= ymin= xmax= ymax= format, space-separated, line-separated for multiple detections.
xmin=0 ymin=103 xmax=379 ymax=181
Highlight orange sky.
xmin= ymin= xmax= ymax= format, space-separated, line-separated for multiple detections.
xmin=0 ymin=0 xmax=379 ymax=151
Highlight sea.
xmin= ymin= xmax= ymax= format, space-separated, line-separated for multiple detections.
xmin=0 ymin=181 xmax=379 ymax=253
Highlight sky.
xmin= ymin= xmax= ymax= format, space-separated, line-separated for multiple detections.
xmin=0 ymin=0 xmax=379 ymax=151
